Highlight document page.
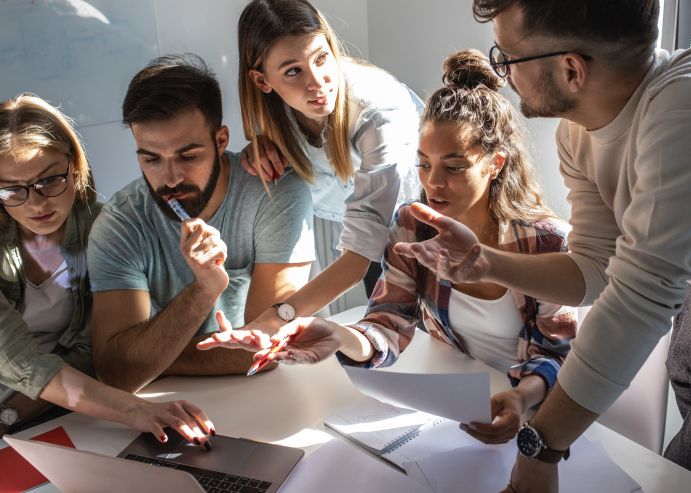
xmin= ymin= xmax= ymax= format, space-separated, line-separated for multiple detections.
xmin=344 ymin=365 xmax=491 ymax=423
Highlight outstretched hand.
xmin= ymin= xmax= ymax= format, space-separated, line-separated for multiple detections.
xmin=257 ymin=317 xmax=344 ymax=365
xmin=393 ymin=202 xmax=488 ymax=284
xmin=196 ymin=310 xmax=275 ymax=352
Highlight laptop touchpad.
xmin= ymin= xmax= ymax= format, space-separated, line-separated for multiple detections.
xmin=167 ymin=435 xmax=257 ymax=471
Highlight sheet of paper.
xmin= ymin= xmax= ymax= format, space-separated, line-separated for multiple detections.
xmin=402 ymin=436 xmax=641 ymax=493
xmin=0 ymin=426 xmax=76 ymax=493
xmin=279 ymin=438 xmax=433 ymax=493
xmin=344 ymin=365 xmax=491 ymax=423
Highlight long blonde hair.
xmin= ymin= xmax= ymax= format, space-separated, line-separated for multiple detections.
xmin=238 ymin=0 xmax=352 ymax=184
xmin=0 ymin=93 xmax=96 ymax=223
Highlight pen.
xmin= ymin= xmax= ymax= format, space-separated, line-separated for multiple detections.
xmin=247 ymin=336 xmax=292 ymax=376
xmin=167 ymin=197 xmax=191 ymax=221
xmin=168 ymin=198 xmax=224 ymax=266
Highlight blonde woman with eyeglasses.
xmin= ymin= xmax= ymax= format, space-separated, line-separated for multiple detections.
xmin=0 ymin=93 xmax=214 ymax=445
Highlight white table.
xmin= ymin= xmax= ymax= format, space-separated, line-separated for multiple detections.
xmin=4 ymin=307 xmax=691 ymax=492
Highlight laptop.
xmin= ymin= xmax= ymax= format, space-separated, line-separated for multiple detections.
xmin=6 ymin=430 xmax=303 ymax=493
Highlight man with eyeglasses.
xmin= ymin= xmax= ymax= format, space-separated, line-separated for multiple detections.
xmin=395 ymin=0 xmax=691 ymax=490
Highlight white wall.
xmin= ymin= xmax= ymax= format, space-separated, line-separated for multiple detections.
xmin=366 ymin=0 xmax=570 ymax=218
xmin=70 ymin=0 xmax=369 ymax=201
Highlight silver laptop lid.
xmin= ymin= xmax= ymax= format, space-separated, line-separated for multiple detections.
xmin=4 ymin=435 xmax=204 ymax=493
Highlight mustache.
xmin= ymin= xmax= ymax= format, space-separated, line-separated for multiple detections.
xmin=154 ymin=184 xmax=200 ymax=197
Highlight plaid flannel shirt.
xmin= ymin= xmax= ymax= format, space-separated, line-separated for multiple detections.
xmin=340 ymin=204 xmax=578 ymax=391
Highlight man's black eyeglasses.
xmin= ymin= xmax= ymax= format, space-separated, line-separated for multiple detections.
xmin=489 ymin=44 xmax=585 ymax=78
xmin=0 ymin=158 xmax=71 ymax=207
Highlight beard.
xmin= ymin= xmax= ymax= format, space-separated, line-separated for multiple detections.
xmin=146 ymin=151 xmax=222 ymax=221
xmin=509 ymin=66 xmax=577 ymax=119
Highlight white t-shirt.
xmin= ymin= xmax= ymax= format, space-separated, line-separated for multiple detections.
xmin=22 ymin=260 xmax=72 ymax=353
xmin=448 ymin=287 xmax=523 ymax=373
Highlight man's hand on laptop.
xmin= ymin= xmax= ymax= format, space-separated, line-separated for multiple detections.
xmin=180 ymin=219 xmax=229 ymax=298
xmin=129 ymin=398 xmax=215 ymax=449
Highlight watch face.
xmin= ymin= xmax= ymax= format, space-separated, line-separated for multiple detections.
xmin=277 ymin=303 xmax=296 ymax=322
xmin=0 ymin=407 xmax=19 ymax=426
xmin=517 ymin=425 xmax=541 ymax=458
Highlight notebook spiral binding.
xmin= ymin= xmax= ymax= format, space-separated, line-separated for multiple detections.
xmin=380 ymin=417 xmax=445 ymax=454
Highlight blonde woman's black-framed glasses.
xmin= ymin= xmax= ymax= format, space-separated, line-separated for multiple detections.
xmin=0 ymin=159 xmax=71 ymax=207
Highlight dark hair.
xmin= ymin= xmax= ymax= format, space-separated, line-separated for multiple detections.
xmin=473 ymin=0 xmax=659 ymax=70
xmin=415 ymin=49 xmax=555 ymax=293
xmin=238 ymin=0 xmax=351 ymax=183
xmin=122 ymin=54 xmax=222 ymax=130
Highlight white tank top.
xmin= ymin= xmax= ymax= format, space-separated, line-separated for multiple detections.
xmin=447 ymin=287 xmax=523 ymax=373
xmin=23 ymin=260 xmax=72 ymax=353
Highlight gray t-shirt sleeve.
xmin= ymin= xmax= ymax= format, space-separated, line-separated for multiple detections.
xmin=253 ymin=172 xmax=315 ymax=264
xmin=87 ymin=204 xmax=150 ymax=292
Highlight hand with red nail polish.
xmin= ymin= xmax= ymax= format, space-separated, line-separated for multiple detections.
xmin=124 ymin=398 xmax=216 ymax=449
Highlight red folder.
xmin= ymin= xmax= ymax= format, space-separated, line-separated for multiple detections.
xmin=0 ymin=427 xmax=75 ymax=493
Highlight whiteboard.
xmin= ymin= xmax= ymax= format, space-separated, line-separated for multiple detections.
xmin=0 ymin=0 xmax=369 ymax=200
xmin=0 ymin=0 xmax=159 ymax=125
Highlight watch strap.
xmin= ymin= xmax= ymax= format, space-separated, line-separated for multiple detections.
xmin=534 ymin=445 xmax=570 ymax=463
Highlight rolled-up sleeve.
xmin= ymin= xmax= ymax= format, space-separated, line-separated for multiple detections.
xmin=0 ymin=293 xmax=67 ymax=400
xmin=558 ymin=80 xmax=691 ymax=413
xmin=337 ymin=205 xmax=421 ymax=368
xmin=338 ymin=102 xmax=420 ymax=262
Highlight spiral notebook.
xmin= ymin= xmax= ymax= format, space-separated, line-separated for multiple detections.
xmin=324 ymin=395 xmax=474 ymax=470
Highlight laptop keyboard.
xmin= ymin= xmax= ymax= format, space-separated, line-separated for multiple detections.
xmin=124 ymin=453 xmax=272 ymax=493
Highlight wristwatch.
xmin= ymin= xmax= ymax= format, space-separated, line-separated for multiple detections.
xmin=0 ymin=406 xmax=20 ymax=428
xmin=272 ymin=303 xmax=296 ymax=322
xmin=516 ymin=422 xmax=570 ymax=463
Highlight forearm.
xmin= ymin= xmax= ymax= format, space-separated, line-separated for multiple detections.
xmin=285 ymin=250 xmax=371 ymax=316
xmin=483 ymin=249 xmax=586 ymax=306
xmin=95 ymin=283 xmax=218 ymax=392
xmin=164 ymin=339 xmax=258 ymax=375
xmin=528 ymin=382 xmax=598 ymax=450
xmin=336 ymin=324 xmax=375 ymax=362
xmin=514 ymin=375 xmax=548 ymax=412
xmin=39 ymin=366 xmax=146 ymax=427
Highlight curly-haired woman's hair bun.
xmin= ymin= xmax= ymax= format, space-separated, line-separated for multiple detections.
xmin=442 ymin=48 xmax=501 ymax=91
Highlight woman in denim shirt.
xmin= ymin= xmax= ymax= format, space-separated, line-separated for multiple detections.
xmin=233 ymin=0 xmax=422 ymax=332
xmin=0 ymin=94 xmax=214 ymax=446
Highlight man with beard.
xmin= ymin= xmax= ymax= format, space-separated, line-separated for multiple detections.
xmin=394 ymin=0 xmax=691 ymax=490
xmin=87 ymin=54 xmax=314 ymax=392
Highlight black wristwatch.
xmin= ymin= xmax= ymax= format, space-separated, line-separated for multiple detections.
xmin=516 ymin=422 xmax=570 ymax=463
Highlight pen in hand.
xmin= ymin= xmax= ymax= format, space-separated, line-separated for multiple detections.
xmin=167 ymin=198 xmax=223 ymax=266
xmin=167 ymin=197 xmax=191 ymax=221
xmin=247 ymin=336 xmax=293 ymax=376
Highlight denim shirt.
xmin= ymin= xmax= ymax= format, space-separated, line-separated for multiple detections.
xmin=0 ymin=202 xmax=100 ymax=400
xmin=305 ymin=60 xmax=424 ymax=262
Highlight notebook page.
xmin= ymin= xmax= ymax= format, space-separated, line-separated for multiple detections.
xmin=324 ymin=395 xmax=441 ymax=454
